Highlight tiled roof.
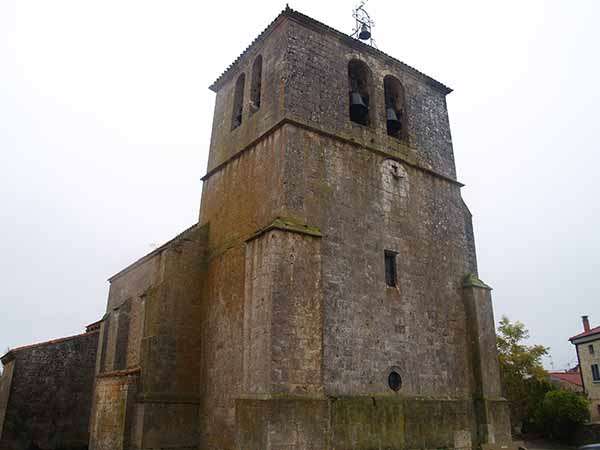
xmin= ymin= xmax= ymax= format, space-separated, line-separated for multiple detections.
xmin=569 ymin=325 xmax=600 ymax=341
xmin=209 ymin=6 xmax=452 ymax=95
xmin=548 ymin=371 xmax=583 ymax=387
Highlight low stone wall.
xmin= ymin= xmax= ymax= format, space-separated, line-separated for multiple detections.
xmin=0 ymin=330 xmax=99 ymax=450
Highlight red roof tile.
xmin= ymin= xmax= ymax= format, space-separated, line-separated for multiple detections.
xmin=569 ymin=325 xmax=600 ymax=341
xmin=548 ymin=371 xmax=583 ymax=387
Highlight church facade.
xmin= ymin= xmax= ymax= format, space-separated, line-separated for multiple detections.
xmin=1 ymin=8 xmax=514 ymax=450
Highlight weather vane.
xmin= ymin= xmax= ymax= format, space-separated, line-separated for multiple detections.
xmin=350 ymin=1 xmax=376 ymax=47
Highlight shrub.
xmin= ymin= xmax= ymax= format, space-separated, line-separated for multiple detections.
xmin=535 ymin=390 xmax=590 ymax=442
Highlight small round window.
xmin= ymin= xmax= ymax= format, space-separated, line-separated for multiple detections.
xmin=388 ymin=370 xmax=402 ymax=391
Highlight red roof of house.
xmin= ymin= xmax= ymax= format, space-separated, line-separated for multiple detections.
xmin=548 ymin=371 xmax=583 ymax=387
xmin=569 ymin=325 xmax=600 ymax=341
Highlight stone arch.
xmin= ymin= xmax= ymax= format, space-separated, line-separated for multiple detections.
xmin=383 ymin=75 xmax=407 ymax=140
xmin=348 ymin=59 xmax=373 ymax=126
xmin=231 ymin=73 xmax=245 ymax=130
xmin=250 ymin=55 xmax=262 ymax=113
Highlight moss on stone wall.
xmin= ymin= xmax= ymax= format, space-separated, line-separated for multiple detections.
xmin=236 ymin=396 xmax=476 ymax=450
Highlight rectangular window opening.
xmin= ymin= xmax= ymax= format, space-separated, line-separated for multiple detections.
xmin=592 ymin=364 xmax=600 ymax=382
xmin=384 ymin=250 xmax=397 ymax=287
xmin=590 ymin=344 xmax=595 ymax=355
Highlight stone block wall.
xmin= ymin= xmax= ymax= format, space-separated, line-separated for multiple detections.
xmin=1 ymin=8 xmax=512 ymax=450
xmin=284 ymin=16 xmax=456 ymax=180
xmin=207 ymin=19 xmax=289 ymax=172
xmin=577 ymin=336 xmax=600 ymax=422
xmin=243 ymin=226 xmax=323 ymax=396
xmin=89 ymin=223 xmax=208 ymax=450
xmin=0 ymin=358 xmax=15 ymax=440
xmin=236 ymin=396 xmax=478 ymax=450
xmin=198 ymin=128 xmax=288 ymax=448
xmin=0 ymin=330 xmax=99 ymax=450
xmin=281 ymin=123 xmax=475 ymax=398
xmin=194 ymin=8 xmax=510 ymax=448
xmin=207 ymin=9 xmax=456 ymax=181
xmin=89 ymin=370 xmax=139 ymax=450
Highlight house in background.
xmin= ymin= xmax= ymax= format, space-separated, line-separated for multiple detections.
xmin=570 ymin=315 xmax=600 ymax=422
xmin=548 ymin=366 xmax=583 ymax=392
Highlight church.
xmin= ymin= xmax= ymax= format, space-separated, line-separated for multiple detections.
xmin=0 ymin=7 xmax=515 ymax=450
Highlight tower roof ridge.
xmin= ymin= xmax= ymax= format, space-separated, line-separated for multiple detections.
xmin=209 ymin=7 xmax=452 ymax=95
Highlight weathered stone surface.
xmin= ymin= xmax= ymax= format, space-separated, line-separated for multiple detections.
xmin=2 ymin=7 xmax=514 ymax=450
xmin=194 ymin=7 xmax=512 ymax=449
xmin=89 ymin=370 xmax=139 ymax=450
xmin=0 ymin=331 xmax=99 ymax=450
xmin=89 ymin=223 xmax=208 ymax=450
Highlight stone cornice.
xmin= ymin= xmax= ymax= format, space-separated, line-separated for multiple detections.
xmin=246 ymin=217 xmax=322 ymax=243
xmin=201 ymin=118 xmax=464 ymax=188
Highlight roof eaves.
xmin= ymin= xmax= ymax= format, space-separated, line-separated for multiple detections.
xmin=209 ymin=7 xmax=290 ymax=92
xmin=208 ymin=7 xmax=452 ymax=95
xmin=548 ymin=372 xmax=583 ymax=387
xmin=108 ymin=222 xmax=202 ymax=282
xmin=1 ymin=331 xmax=98 ymax=364
xmin=569 ymin=326 xmax=600 ymax=342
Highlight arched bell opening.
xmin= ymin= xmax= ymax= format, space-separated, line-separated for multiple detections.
xmin=348 ymin=59 xmax=373 ymax=126
xmin=383 ymin=75 xmax=406 ymax=140
xmin=250 ymin=55 xmax=262 ymax=113
xmin=231 ymin=73 xmax=246 ymax=130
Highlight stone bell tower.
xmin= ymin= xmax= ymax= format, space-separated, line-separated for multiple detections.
xmin=87 ymin=7 xmax=515 ymax=450
xmin=197 ymin=6 xmax=514 ymax=450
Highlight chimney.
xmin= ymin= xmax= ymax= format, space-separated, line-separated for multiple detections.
xmin=582 ymin=315 xmax=591 ymax=332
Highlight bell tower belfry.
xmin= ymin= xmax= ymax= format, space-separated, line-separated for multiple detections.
xmin=84 ymin=7 xmax=516 ymax=450
xmin=195 ymin=6 xmax=515 ymax=450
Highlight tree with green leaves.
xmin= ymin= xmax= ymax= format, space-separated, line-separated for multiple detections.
xmin=496 ymin=316 xmax=552 ymax=433
xmin=535 ymin=390 xmax=589 ymax=442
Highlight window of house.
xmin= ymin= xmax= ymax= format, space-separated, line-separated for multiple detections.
xmin=250 ymin=55 xmax=262 ymax=113
xmin=590 ymin=344 xmax=595 ymax=355
xmin=231 ymin=73 xmax=245 ymax=130
xmin=384 ymin=250 xmax=397 ymax=287
xmin=592 ymin=363 xmax=600 ymax=382
xmin=383 ymin=75 xmax=407 ymax=140
xmin=348 ymin=59 xmax=372 ymax=126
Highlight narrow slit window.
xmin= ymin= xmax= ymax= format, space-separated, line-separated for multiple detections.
xmin=592 ymin=364 xmax=600 ymax=382
xmin=384 ymin=250 xmax=397 ymax=287
xmin=231 ymin=73 xmax=245 ymax=130
xmin=250 ymin=55 xmax=262 ymax=113
xmin=590 ymin=344 xmax=595 ymax=355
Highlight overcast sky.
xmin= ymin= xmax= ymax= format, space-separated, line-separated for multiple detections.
xmin=1 ymin=0 xmax=598 ymax=370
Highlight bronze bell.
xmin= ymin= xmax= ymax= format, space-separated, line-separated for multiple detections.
xmin=358 ymin=23 xmax=371 ymax=40
xmin=386 ymin=107 xmax=401 ymax=133
xmin=350 ymin=92 xmax=368 ymax=119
